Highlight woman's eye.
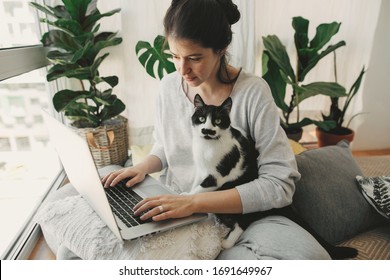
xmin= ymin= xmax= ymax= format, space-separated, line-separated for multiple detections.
xmin=215 ymin=119 xmax=221 ymax=125
xmin=199 ymin=116 xmax=206 ymax=123
xmin=189 ymin=57 xmax=201 ymax=62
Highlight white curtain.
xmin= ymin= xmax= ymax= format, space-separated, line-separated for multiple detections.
xmin=98 ymin=0 xmax=386 ymax=149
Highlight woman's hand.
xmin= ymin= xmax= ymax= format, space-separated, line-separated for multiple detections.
xmin=102 ymin=155 xmax=163 ymax=188
xmin=133 ymin=194 xmax=196 ymax=222
xmin=101 ymin=166 xmax=146 ymax=188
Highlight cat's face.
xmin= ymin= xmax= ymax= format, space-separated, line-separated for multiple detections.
xmin=191 ymin=94 xmax=232 ymax=140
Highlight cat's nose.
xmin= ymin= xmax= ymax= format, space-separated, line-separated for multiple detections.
xmin=201 ymin=128 xmax=216 ymax=136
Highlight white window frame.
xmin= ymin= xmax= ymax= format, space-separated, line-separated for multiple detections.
xmin=0 ymin=45 xmax=48 ymax=81
xmin=0 ymin=45 xmax=66 ymax=260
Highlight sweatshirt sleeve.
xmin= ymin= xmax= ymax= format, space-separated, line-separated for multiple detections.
xmin=149 ymin=86 xmax=168 ymax=170
xmin=234 ymin=78 xmax=301 ymax=214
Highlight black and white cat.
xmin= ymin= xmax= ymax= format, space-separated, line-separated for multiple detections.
xmin=190 ymin=94 xmax=357 ymax=259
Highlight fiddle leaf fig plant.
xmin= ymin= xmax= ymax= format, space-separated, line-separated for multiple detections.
xmin=30 ymin=0 xmax=125 ymax=128
xmin=262 ymin=16 xmax=348 ymax=133
xmin=136 ymin=35 xmax=175 ymax=80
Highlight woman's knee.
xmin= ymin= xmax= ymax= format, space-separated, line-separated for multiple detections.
xmin=217 ymin=215 xmax=331 ymax=260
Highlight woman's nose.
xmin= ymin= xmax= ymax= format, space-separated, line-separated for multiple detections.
xmin=178 ymin=60 xmax=190 ymax=75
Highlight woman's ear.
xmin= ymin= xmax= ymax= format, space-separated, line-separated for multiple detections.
xmin=218 ymin=47 xmax=228 ymax=57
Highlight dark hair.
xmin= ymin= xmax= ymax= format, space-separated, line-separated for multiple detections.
xmin=164 ymin=0 xmax=240 ymax=84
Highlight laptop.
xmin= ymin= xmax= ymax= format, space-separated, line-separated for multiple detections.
xmin=42 ymin=111 xmax=207 ymax=241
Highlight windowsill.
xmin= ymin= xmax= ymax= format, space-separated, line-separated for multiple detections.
xmin=28 ymin=232 xmax=55 ymax=260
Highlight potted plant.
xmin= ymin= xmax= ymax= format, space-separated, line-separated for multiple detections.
xmin=316 ymin=51 xmax=366 ymax=146
xmin=135 ymin=35 xmax=175 ymax=80
xmin=31 ymin=0 xmax=128 ymax=167
xmin=262 ymin=16 xmax=348 ymax=141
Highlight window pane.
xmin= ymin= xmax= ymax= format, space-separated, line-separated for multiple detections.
xmin=0 ymin=0 xmax=41 ymax=48
xmin=0 ymin=68 xmax=61 ymax=257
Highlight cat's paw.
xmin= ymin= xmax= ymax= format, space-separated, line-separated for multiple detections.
xmin=221 ymin=238 xmax=236 ymax=249
xmin=221 ymin=223 xmax=243 ymax=249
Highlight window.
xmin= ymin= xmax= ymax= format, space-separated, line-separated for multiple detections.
xmin=0 ymin=0 xmax=63 ymax=259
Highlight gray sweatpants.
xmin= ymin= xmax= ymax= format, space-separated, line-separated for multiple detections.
xmin=217 ymin=215 xmax=331 ymax=260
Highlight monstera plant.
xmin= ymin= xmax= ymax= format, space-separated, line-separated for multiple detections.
xmin=136 ymin=35 xmax=175 ymax=80
xmin=262 ymin=16 xmax=348 ymax=139
xmin=31 ymin=0 xmax=125 ymax=128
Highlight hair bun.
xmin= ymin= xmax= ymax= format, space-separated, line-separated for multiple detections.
xmin=216 ymin=0 xmax=240 ymax=25
xmin=171 ymin=0 xmax=181 ymax=7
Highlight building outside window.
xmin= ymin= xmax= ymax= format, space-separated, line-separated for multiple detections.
xmin=0 ymin=0 xmax=62 ymax=259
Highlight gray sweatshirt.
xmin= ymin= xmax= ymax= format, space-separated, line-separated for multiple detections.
xmin=150 ymin=70 xmax=300 ymax=214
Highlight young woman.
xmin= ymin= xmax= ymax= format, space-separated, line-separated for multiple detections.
xmin=103 ymin=0 xmax=331 ymax=260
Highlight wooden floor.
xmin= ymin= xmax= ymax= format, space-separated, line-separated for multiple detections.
xmin=352 ymin=148 xmax=390 ymax=157
xmin=28 ymin=147 xmax=390 ymax=260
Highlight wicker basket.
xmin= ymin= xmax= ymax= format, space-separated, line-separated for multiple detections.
xmin=72 ymin=116 xmax=129 ymax=168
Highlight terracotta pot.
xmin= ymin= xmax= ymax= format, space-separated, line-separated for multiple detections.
xmin=315 ymin=127 xmax=355 ymax=147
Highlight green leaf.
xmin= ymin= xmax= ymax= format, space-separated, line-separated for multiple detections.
xmin=73 ymin=32 xmax=94 ymax=47
xmin=292 ymin=16 xmax=309 ymax=50
xmin=101 ymin=76 xmax=119 ymax=88
xmin=62 ymin=0 xmax=92 ymax=22
xmin=69 ymin=41 xmax=93 ymax=64
xmin=100 ymin=98 xmax=126 ymax=122
xmin=100 ymin=89 xmax=113 ymax=99
xmin=299 ymin=40 xmax=346 ymax=81
xmin=312 ymin=120 xmax=337 ymax=131
xmin=262 ymin=51 xmax=289 ymax=112
xmin=285 ymin=118 xmax=336 ymax=131
xmin=310 ymin=22 xmax=342 ymax=51
xmin=294 ymin=82 xmax=347 ymax=105
xmin=42 ymin=18 xmax=84 ymax=36
xmin=52 ymin=90 xmax=90 ymax=112
xmin=91 ymin=53 xmax=109 ymax=77
xmin=92 ymin=32 xmax=123 ymax=58
xmin=340 ymin=66 xmax=366 ymax=124
xmin=82 ymin=8 xmax=121 ymax=32
xmin=41 ymin=30 xmax=81 ymax=51
xmin=47 ymin=64 xmax=92 ymax=81
xmin=93 ymin=96 xmax=111 ymax=106
xmin=50 ymin=5 xmax=71 ymax=19
xmin=46 ymin=50 xmax=74 ymax=64
xmin=262 ymin=35 xmax=296 ymax=82
xmin=135 ymin=35 xmax=175 ymax=79
xmin=30 ymin=2 xmax=58 ymax=18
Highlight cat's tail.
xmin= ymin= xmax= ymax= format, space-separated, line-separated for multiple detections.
xmin=324 ymin=245 xmax=358 ymax=260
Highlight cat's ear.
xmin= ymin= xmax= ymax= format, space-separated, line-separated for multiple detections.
xmin=221 ymin=97 xmax=232 ymax=113
xmin=194 ymin=94 xmax=205 ymax=110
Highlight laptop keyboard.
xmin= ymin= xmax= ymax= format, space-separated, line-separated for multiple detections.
xmin=104 ymin=181 xmax=151 ymax=227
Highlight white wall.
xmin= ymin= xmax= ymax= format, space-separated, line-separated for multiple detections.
xmin=352 ymin=0 xmax=390 ymax=150
xmin=97 ymin=0 xmax=389 ymax=150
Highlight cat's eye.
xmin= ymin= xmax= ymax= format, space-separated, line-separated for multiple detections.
xmin=215 ymin=119 xmax=221 ymax=125
xmin=198 ymin=116 xmax=206 ymax=123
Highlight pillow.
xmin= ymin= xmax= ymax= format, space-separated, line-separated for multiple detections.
xmin=288 ymin=139 xmax=307 ymax=155
xmin=35 ymin=191 xmax=228 ymax=260
xmin=292 ymin=140 xmax=386 ymax=244
xmin=356 ymin=175 xmax=390 ymax=219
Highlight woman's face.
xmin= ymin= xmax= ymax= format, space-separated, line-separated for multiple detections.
xmin=168 ymin=37 xmax=222 ymax=87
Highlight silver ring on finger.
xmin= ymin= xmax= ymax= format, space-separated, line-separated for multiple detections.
xmin=158 ymin=205 xmax=164 ymax=213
